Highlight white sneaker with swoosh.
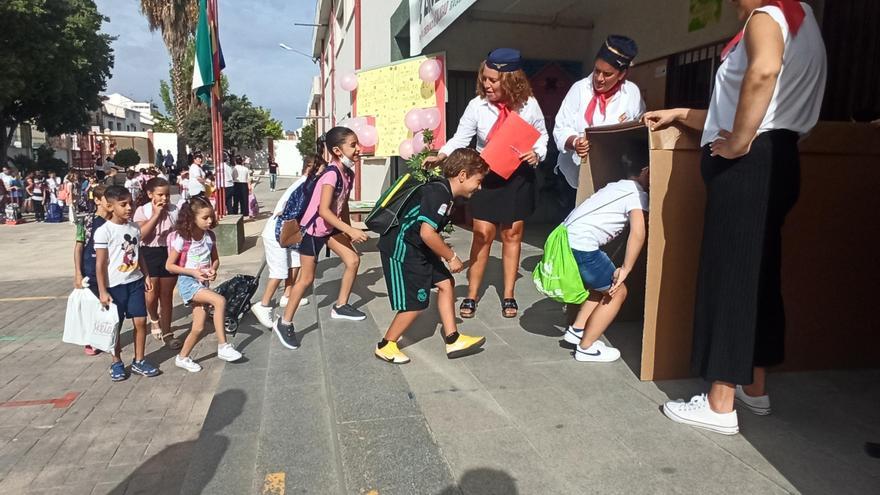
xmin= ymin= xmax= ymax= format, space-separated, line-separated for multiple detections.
xmin=574 ymin=340 xmax=620 ymax=363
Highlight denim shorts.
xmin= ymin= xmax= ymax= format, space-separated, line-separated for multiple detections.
xmin=177 ymin=274 xmax=206 ymax=304
xmin=571 ymin=249 xmax=616 ymax=292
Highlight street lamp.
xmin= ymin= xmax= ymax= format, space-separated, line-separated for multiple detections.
xmin=279 ymin=43 xmax=318 ymax=63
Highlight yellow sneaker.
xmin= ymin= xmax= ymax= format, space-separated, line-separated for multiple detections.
xmin=445 ymin=333 xmax=486 ymax=359
xmin=374 ymin=341 xmax=410 ymax=364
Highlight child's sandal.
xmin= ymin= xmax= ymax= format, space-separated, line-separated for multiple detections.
xmin=149 ymin=318 xmax=163 ymax=341
xmin=460 ymin=299 xmax=477 ymax=319
xmin=502 ymin=298 xmax=518 ymax=318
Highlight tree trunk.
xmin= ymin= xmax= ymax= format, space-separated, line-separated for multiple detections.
xmin=170 ymin=50 xmax=192 ymax=168
xmin=1 ymin=123 xmax=17 ymax=165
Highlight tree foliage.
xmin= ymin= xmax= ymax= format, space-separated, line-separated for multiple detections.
xmin=184 ymin=94 xmax=285 ymax=152
xmin=151 ymin=111 xmax=176 ymax=133
xmin=10 ymin=145 xmax=68 ymax=175
xmin=296 ymin=122 xmax=317 ymax=158
xmin=0 ymin=0 xmax=114 ymax=159
xmin=114 ymin=148 xmax=141 ymax=168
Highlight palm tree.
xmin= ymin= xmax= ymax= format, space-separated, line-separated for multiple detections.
xmin=139 ymin=0 xmax=198 ymax=166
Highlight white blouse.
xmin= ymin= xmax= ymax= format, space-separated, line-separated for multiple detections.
xmin=439 ymin=96 xmax=549 ymax=160
xmin=553 ymin=78 xmax=645 ymax=189
xmin=701 ymin=2 xmax=827 ymax=146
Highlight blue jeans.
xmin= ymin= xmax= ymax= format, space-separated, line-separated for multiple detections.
xmin=269 ymin=173 xmax=277 ymax=190
xmin=571 ymin=249 xmax=616 ymax=292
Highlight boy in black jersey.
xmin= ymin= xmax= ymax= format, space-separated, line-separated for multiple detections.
xmin=375 ymin=149 xmax=489 ymax=364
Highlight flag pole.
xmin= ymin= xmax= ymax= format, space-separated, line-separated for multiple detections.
xmin=209 ymin=0 xmax=226 ymax=218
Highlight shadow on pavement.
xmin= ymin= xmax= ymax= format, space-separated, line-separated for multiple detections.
xmin=436 ymin=468 xmax=519 ymax=495
xmin=107 ymin=389 xmax=246 ymax=495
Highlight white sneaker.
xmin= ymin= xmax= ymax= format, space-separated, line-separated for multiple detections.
xmin=251 ymin=303 xmax=274 ymax=329
xmin=217 ymin=343 xmax=242 ymax=362
xmin=663 ymin=394 xmax=739 ymax=435
xmin=279 ymin=296 xmax=308 ymax=308
xmin=174 ymin=355 xmax=202 ymax=373
xmin=574 ymin=340 xmax=620 ymax=362
xmin=735 ymin=385 xmax=771 ymax=415
xmin=563 ymin=326 xmax=583 ymax=346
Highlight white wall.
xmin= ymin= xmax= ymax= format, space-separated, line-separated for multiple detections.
xmin=274 ymin=140 xmax=304 ymax=177
xmin=152 ymin=132 xmax=178 ymax=159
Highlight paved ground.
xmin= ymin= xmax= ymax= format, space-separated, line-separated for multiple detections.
xmin=1 ymin=178 xmax=878 ymax=494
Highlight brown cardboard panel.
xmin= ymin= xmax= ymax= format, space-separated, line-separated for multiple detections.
xmin=641 ymin=148 xmax=706 ymax=380
xmin=641 ymin=122 xmax=880 ymax=380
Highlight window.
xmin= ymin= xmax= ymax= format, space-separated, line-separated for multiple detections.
xmin=117 ymin=122 xmax=122 ymax=131
xmin=665 ymin=42 xmax=725 ymax=110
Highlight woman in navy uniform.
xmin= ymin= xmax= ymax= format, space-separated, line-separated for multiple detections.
xmin=431 ymin=48 xmax=549 ymax=319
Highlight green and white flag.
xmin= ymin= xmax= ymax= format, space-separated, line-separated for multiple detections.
xmin=192 ymin=0 xmax=224 ymax=106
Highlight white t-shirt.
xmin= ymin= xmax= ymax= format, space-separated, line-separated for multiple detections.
xmin=0 ymin=172 xmax=13 ymax=189
xmin=93 ymin=221 xmax=144 ymax=287
xmin=553 ymin=79 xmax=645 ymax=188
xmin=188 ymin=164 xmax=205 ymax=195
xmin=701 ymin=3 xmax=827 ymax=146
xmin=169 ymin=231 xmax=215 ymax=270
xmin=222 ymin=163 xmax=234 ymax=187
xmin=233 ymin=164 xmax=250 ymax=184
xmin=564 ymin=179 xmax=648 ymax=252
xmin=262 ymin=176 xmax=308 ymax=240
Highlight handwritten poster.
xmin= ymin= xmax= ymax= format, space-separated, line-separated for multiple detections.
xmin=356 ymin=54 xmax=446 ymax=157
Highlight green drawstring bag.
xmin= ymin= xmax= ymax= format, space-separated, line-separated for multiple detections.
xmin=533 ymin=224 xmax=589 ymax=304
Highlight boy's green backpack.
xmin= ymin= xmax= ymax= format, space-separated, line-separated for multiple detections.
xmin=365 ymin=173 xmax=433 ymax=235
xmin=533 ymin=224 xmax=589 ymax=304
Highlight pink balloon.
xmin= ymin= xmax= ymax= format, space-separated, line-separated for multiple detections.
xmin=404 ymin=108 xmax=423 ymax=133
xmin=420 ymin=107 xmax=441 ymax=130
xmin=412 ymin=131 xmax=426 ymax=153
xmin=357 ymin=125 xmax=378 ymax=147
xmin=419 ymin=59 xmax=441 ymax=83
xmin=399 ymin=139 xmax=414 ymax=160
xmin=349 ymin=117 xmax=367 ymax=131
xmin=340 ymin=72 xmax=358 ymax=92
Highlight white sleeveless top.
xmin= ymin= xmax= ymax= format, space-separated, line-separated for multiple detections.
xmin=701 ymin=3 xmax=827 ymax=146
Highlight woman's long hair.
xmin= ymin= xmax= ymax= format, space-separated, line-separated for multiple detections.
xmin=174 ymin=195 xmax=217 ymax=240
xmin=475 ymin=61 xmax=534 ymax=111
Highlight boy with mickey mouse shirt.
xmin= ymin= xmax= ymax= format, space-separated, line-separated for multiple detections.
xmin=375 ymin=149 xmax=489 ymax=364
xmin=94 ymin=186 xmax=159 ymax=381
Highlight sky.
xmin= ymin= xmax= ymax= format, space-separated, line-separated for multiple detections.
xmin=94 ymin=0 xmax=319 ymax=131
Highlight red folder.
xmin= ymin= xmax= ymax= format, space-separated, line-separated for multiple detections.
xmin=479 ymin=112 xmax=541 ymax=179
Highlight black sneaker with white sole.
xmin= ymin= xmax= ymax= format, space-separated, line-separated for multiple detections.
xmin=273 ymin=319 xmax=300 ymax=350
xmin=331 ymin=304 xmax=366 ymax=321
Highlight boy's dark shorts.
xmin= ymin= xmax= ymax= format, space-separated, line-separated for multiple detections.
xmin=381 ymin=251 xmax=452 ymax=312
xmin=90 ymin=277 xmax=148 ymax=322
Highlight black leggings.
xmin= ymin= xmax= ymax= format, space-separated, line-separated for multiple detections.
xmin=690 ymin=130 xmax=800 ymax=385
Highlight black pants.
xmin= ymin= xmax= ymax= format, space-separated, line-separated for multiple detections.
xmin=691 ymin=130 xmax=800 ymax=385
xmin=224 ymin=186 xmax=235 ymax=213
xmin=232 ymin=183 xmax=249 ymax=216
xmin=33 ymin=200 xmax=45 ymax=221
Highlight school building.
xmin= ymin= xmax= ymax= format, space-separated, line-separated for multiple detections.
xmin=308 ymin=0 xmax=879 ymax=379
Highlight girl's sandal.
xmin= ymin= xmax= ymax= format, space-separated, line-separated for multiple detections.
xmin=502 ymin=298 xmax=518 ymax=318
xmin=162 ymin=333 xmax=183 ymax=350
xmin=459 ymin=298 xmax=477 ymax=319
xmin=149 ymin=318 xmax=163 ymax=342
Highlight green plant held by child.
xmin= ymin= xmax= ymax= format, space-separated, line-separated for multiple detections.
xmin=405 ymin=129 xmax=443 ymax=183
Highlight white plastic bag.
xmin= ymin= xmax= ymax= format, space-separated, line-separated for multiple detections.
xmin=62 ymin=283 xmax=119 ymax=352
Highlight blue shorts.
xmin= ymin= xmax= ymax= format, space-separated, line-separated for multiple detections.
xmin=572 ymin=249 xmax=616 ymax=292
xmin=298 ymin=232 xmax=333 ymax=257
xmin=107 ymin=277 xmax=148 ymax=322
xmin=177 ymin=274 xmax=206 ymax=304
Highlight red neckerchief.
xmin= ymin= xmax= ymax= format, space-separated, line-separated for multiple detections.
xmin=585 ymin=80 xmax=622 ymax=127
xmin=486 ymin=102 xmax=510 ymax=142
xmin=720 ymin=0 xmax=805 ymax=61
